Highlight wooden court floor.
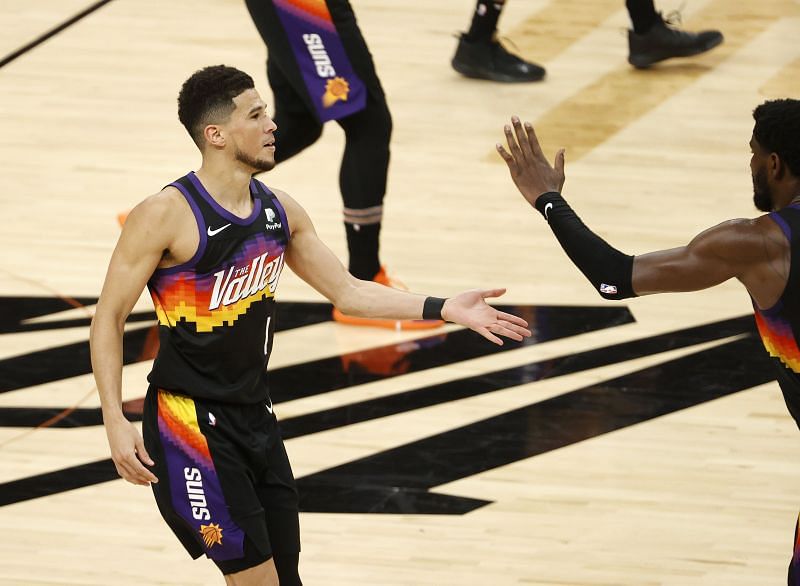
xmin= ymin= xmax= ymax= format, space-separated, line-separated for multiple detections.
xmin=1 ymin=0 xmax=799 ymax=583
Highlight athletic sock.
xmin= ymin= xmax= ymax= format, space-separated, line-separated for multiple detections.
xmin=626 ymin=0 xmax=660 ymax=35
xmin=464 ymin=0 xmax=506 ymax=43
xmin=345 ymin=222 xmax=381 ymax=281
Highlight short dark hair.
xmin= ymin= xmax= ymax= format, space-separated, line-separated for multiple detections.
xmin=753 ymin=98 xmax=800 ymax=177
xmin=177 ymin=65 xmax=255 ymax=147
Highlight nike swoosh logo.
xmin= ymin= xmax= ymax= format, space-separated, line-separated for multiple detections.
xmin=207 ymin=223 xmax=231 ymax=237
xmin=265 ymin=401 xmax=274 ymax=415
xmin=544 ymin=202 xmax=553 ymax=220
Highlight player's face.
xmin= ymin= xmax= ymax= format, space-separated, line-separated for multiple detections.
xmin=750 ymin=136 xmax=773 ymax=212
xmin=228 ymin=89 xmax=277 ymax=173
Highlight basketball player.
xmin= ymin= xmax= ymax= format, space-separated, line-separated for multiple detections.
xmin=244 ymin=0 xmax=426 ymax=329
xmin=89 ymin=65 xmax=531 ymax=586
xmin=496 ymin=100 xmax=800 ymax=582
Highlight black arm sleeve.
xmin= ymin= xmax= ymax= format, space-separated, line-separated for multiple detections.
xmin=534 ymin=192 xmax=636 ymax=300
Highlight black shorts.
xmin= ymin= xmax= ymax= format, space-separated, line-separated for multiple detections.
xmin=246 ymin=0 xmax=387 ymax=118
xmin=142 ymin=386 xmax=300 ymax=575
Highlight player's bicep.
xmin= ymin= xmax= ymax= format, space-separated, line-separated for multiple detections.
xmin=96 ymin=203 xmax=171 ymax=321
xmin=632 ymin=224 xmax=745 ymax=295
xmin=278 ymin=191 xmax=353 ymax=303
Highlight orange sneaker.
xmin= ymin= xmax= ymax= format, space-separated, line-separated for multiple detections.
xmin=332 ymin=266 xmax=445 ymax=330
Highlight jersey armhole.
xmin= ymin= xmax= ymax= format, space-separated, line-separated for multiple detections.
xmin=153 ymin=181 xmax=208 ymax=275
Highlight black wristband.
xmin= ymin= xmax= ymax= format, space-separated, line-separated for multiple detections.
xmin=422 ymin=296 xmax=447 ymax=320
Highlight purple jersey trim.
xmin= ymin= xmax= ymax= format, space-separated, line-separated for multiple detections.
xmin=754 ymin=296 xmax=784 ymax=317
xmin=769 ymin=211 xmax=792 ymax=241
xmin=153 ymin=181 xmax=208 ymax=275
xmin=188 ymin=172 xmax=263 ymax=225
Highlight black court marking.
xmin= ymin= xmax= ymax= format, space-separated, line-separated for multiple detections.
xmin=269 ymin=305 xmax=633 ymax=402
xmin=278 ymin=315 xmax=752 ymax=439
xmin=0 ymin=316 xmax=774 ymax=510
xmin=0 ymin=315 xmax=750 ymax=429
xmin=0 ymin=298 xmax=334 ymax=394
xmin=0 ymin=0 xmax=115 ymax=69
xmin=297 ymin=335 xmax=774 ymax=514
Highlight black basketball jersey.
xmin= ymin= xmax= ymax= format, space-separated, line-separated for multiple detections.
xmin=146 ymin=172 xmax=289 ymax=404
xmin=753 ymin=204 xmax=800 ymax=427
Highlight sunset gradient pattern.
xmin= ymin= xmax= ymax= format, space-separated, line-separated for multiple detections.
xmin=273 ymin=0 xmax=335 ymax=32
xmin=148 ymin=233 xmax=283 ymax=333
xmin=754 ymin=307 xmax=800 ymax=373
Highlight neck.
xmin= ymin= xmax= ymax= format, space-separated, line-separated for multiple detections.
xmin=783 ymin=182 xmax=800 ymax=207
xmin=195 ymin=156 xmax=254 ymax=208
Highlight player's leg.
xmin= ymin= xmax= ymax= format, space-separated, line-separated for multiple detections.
xmin=335 ymin=93 xmax=391 ymax=282
xmin=626 ymin=0 xmax=724 ymax=69
xmin=245 ymin=0 xmax=323 ymax=160
xmin=267 ymin=58 xmax=323 ymax=163
xmin=255 ymin=417 xmax=304 ymax=586
xmin=788 ymin=513 xmax=800 ymax=585
xmin=451 ymin=0 xmax=545 ymax=83
xmin=322 ymin=0 xmax=391 ymax=282
xmin=223 ymin=557 xmax=279 ymax=586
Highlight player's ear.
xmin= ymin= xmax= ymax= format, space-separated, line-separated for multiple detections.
xmin=203 ymin=124 xmax=225 ymax=149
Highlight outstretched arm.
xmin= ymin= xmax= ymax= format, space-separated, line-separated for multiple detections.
xmin=276 ymin=189 xmax=532 ymax=345
xmin=496 ymin=116 xmax=782 ymax=301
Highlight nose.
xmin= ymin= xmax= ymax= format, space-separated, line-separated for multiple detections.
xmin=265 ymin=114 xmax=277 ymax=134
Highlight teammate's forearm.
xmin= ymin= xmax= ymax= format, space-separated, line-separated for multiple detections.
xmin=534 ymin=192 xmax=636 ymax=300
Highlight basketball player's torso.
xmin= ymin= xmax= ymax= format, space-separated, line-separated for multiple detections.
xmin=145 ymin=171 xmax=290 ymax=404
xmin=752 ymin=204 xmax=800 ymax=427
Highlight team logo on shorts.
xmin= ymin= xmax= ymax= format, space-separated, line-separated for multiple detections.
xmin=199 ymin=523 xmax=223 ymax=548
xmin=323 ymin=77 xmax=350 ymax=107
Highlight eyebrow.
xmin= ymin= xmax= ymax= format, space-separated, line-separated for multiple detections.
xmin=247 ymin=104 xmax=267 ymax=116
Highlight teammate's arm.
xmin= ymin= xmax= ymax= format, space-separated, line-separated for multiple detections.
xmin=496 ymin=117 xmax=781 ymax=301
xmin=274 ymin=189 xmax=531 ymax=345
xmin=90 ymin=191 xmax=178 ymax=486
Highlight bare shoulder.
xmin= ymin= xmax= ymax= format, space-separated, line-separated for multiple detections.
xmin=693 ymin=215 xmax=787 ymax=263
xmin=270 ymin=187 xmax=313 ymax=233
xmin=131 ymin=186 xmax=188 ymax=223
xmin=120 ymin=186 xmax=190 ymax=251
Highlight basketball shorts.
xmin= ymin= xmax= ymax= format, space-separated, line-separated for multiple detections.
xmin=142 ymin=386 xmax=300 ymax=575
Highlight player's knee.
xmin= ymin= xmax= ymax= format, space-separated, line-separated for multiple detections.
xmin=370 ymin=102 xmax=392 ymax=146
xmin=341 ymin=100 xmax=392 ymax=148
xmin=273 ymin=113 xmax=323 ymax=161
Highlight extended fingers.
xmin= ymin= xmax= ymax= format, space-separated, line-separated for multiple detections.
xmin=497 ymin=320 xmax=532 ymax=339
xmin=476 ymin=326 xmax=504 ymax=346
xmin=503 ymin=123 xmax=524 ymax=162
xmin=481 ymin=288 xmax=507 ymax=300
xmin=523 ymin=120 xmax=546 ymax=160
xmin=496 ymin=311 xmax=530 ymax=329
xmin=496 ymin=143 xmax=517 ymax=171
xmin=512 ymin=116 xmax=536 ymax=161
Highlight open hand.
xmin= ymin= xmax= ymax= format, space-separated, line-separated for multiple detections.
xmin=496 ymin=116 xmax=566 ymax=207
xmin=443 ymin=288 xmax=532 ymax=345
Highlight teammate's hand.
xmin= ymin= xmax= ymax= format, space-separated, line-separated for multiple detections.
xmin=105 ymin=415 xmax=158 ymax=486
xmin=496 ymin=116 xmax=566 ymax=207
xmin=442 ymin=289 xmax=532 ymax=345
